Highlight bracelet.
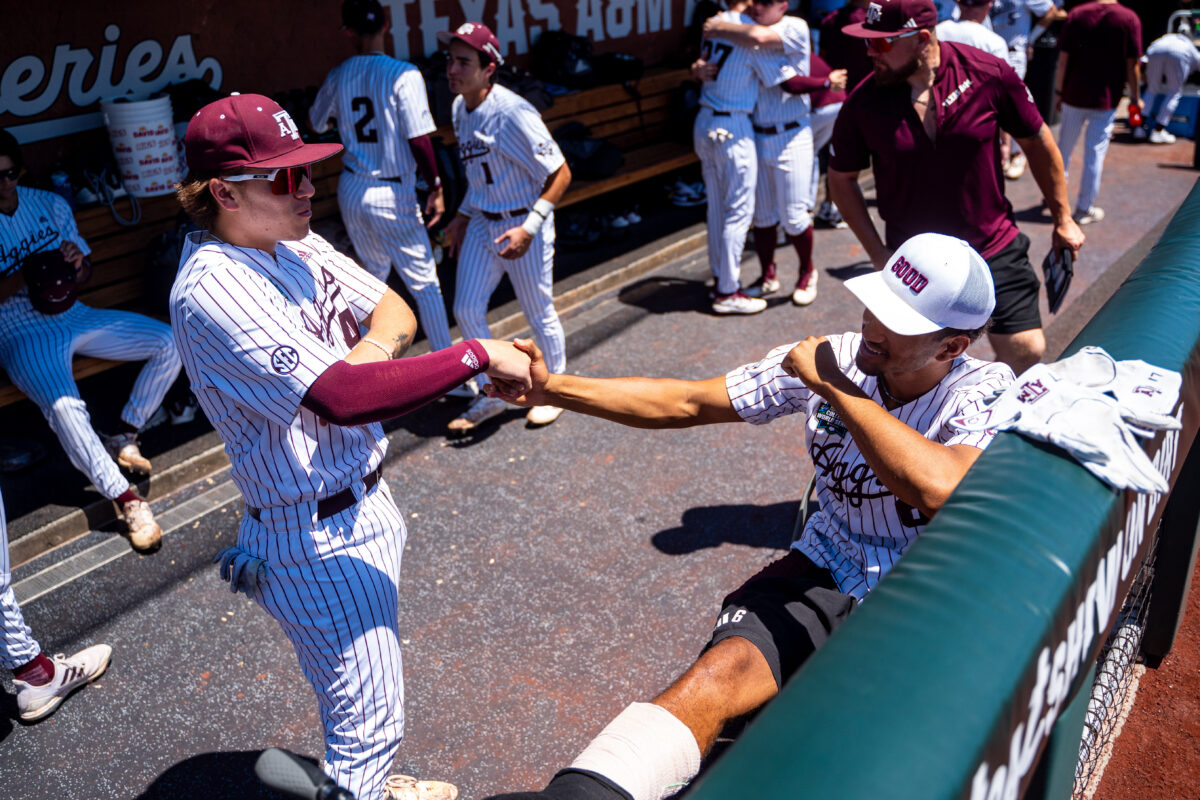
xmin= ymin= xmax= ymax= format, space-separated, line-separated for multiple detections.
xmin=362 ymin=336 xmax=393 ymax=359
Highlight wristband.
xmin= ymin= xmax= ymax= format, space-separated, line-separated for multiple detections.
xmin=521 ymin=209 xmax=546 ymax=236
xmin=362 ymin=336 xmax=393 ymax=359
xmin=532 ymin=198 xmax=555 ymax=218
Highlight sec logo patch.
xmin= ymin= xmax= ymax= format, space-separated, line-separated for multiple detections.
xmin=271 ymin=345 xmax=300 ymax=375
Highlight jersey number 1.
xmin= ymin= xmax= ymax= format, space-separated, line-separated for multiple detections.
xmin=351 ymin=97 xmax=378 ymax=143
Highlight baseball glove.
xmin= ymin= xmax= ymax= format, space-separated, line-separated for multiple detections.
xmin=21 ymin=249 xmax=82 ymax=315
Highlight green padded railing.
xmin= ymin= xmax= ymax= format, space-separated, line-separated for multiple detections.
xmin=685 ymin=179 xmax=1200 ymax=800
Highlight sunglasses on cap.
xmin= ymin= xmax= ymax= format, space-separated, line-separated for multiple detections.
xmin=0 ymin=167 xmax=20 ymax=182
xmin=220 ymin=164 xmax=312 ymax=195
xmin=864 ymin=29 xmax=921 ymax=53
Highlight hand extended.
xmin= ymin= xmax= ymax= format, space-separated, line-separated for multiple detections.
xmin=445 ymin=214 xmax=469 ymax=258
xmin=691 ymin=59 xmax=718 ymax=82
xmin=828 ymin=69 xmax=848 ymax=92
xmin=424 ymin=186 xmax=445 ymax=229
xmin=60 ymin=241 xmax=85 ymax=269
xmin=477 ymin=338 xmax=534 ymax=399
xmin=495 ymin=226 xmax=532 ymax=259
xmin=484 ymin=338 xmax=549 ymax=406
xmin=780 ymin=336 xmax=846 ymax=397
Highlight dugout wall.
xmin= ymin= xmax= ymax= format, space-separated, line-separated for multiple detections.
xmin=683 ymin=181 xmax=1200 ymax=800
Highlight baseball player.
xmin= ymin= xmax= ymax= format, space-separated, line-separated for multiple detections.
xmin=2 ymin=488 xmax=112 ymax=721
xmin=171 ymin=93 xmax=532 ymax=800
xmin=694 ymin=1 xmax=809 ymax=315
xmin=936 ymin=0 xmax=1009 ymax=60
xmin=1139 ymin=27 xmax=1200 ymax=144
xmin=988 ymin=0 xmax=1065 ymax=179
xmin=480 ymin=233 xmax=1013 ymax=800
xmin=439 ymin=23 xmax=572 ymax=431
xmin=0 ymin=129 xmax=178 ymax=551
xmin=309 ymin=0 xmax=473 ymax=398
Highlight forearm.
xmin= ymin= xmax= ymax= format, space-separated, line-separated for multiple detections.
xmin=1126 ymin=59 xmax=1141 ymax=107
xmin=539 ymin=373 xmax=741 ymax=429
xmin=302 ymin=341 xmax=489 ymax=425
xmin=359 ymin=290 xmax=418 ymax=359
xmin=828 ymin=169 xmax=888 ymax=267
xmin=540 ymin=163 xmax=572 ymax=206
xmin=781 ymin=75 xmax=829 ymax=95
xmin=409 ymin=134 xmax=440 ymax=189
xmin=1054 ymin=56 xmax=1067 ymax=96
xmin=707 ymin=21 xmax=783 ymax=50
xmin=1017 ymin=124 xmax=1072 ymax=225
xmin=822 ymin=384 xmax=977 ymax=515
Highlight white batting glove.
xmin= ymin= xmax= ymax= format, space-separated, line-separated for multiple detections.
xmin=707 ymin=128 xmax=732 ymax=143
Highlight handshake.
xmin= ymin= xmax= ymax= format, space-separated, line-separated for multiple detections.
xmin=475 ymin=337 xmax=547 ymax=405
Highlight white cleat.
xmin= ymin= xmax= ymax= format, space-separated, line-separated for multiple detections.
xmin=1003 ymin=152 xmax=1026 ymax=180
xmin=525 ymin=405 xmax=564 ymax=426
xmin=447 ymin=395 xmax=507 ymax=434
xmin=745 ymin=276 xmax=780 ymax=298
xmin=1073 ymin=206 xmax=1106 ymax=225
xmin=792 ymin=269 xmax=819 ymax=306
xmin=384 ymin=774 xmax=459 ymax=800
xmin=121 ymin=498 xmax=163 ymax=551
xmin=15 ymin=644 xmax=113 ymax=722
xmin=712 ymin=291 xmax=767 ymax=315
xmin=106 ymin=432 xmax=151 ymax=475
xmin=1148 ymin=128 xmax=1176 ymax=144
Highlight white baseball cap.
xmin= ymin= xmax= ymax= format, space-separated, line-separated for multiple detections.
xmin=844 ymin=233 xmax=995 ymax=335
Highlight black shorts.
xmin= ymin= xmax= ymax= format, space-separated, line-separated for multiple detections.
xmin=986 ymin=232 xmax=1042 ymax=335
xmin=705 ymin=550 xmax=856 ymax=689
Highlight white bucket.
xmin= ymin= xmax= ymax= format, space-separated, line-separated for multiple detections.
xmin=101 ymin=96 xmax=179 ymax=197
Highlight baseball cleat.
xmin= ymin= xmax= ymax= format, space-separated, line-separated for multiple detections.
xmin=816 ymin=201 xmax=848 ymax=229
xmin=447 ymin=395 xmax=507 ymax=434
xmin=15 ymin=644 xmax=113 ymax=722
xmin=712 ymin=291 xmax=767 ymax=315
xmin=792 ymin=269 xmax=819 ymax=306
xmin=121 ymin=498 xmax=163 ymax=551
xmin=525 ymin=405 xmax=564 ymax=426
xmin=1149 ymin=128 xmax=1176 ymax=144
xmin=384 ymin=774 xmax=459 ymax=800
xmin=169 ymin=396 xmax=200 ymax=425
xmin=140 ymin=406 xmax=169 ymax=431
xmin=106 ymin=432 xmax=152 ymax=474
xmin=745 ymin=276 xmax=780 ymax=298
xmin=1003 ymin=152 xmax=1026 ymax=180
xmin=1073 ymin=206 xmax=1105 ymax=225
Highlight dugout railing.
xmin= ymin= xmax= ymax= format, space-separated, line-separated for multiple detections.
xmin=683 ymin=180 xmax=1200 ymax=800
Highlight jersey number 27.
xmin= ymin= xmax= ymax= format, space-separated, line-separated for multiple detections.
xmin=700 ymin=42 xmax=734 ymax=77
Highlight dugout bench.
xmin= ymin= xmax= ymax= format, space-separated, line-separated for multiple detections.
xmin=0 ymin=66 xmax=698 ymax=411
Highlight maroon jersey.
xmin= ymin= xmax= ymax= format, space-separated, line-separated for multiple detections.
xmin=829 ymin=41 xmax=1044 ymax=259
xmin=820 ymin=4 xmax=874 ymax=90
xmin=1059 ymin=2 xmax=1142 ymax=110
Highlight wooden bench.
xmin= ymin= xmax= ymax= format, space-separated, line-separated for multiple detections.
xmin=0 ymin=66 xmax=698 ymax=409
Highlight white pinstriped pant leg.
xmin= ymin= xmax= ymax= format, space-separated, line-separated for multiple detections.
xmin=694 ymin=110 xmax=756 ymax=296
xmin=69 ymin=305 xmax=180 ymax=428
xmin=241 ymin=483 xmax=407 ymax=800
xmin=752 ymin=135 xmax=781 ymax=229
xmin=0 ymin=310 xmax=131 ymax=499
xmin=338 ymin=174 xmax=454 ymax=352
xmin=755 ymin=127 xmax=814 ymax=235
xmin=1 ymin=490 xmax=41 ymax=670
xmin=452 ymin=216 xmax=507 ymax=354
xmin=495 ymin=215 xmax=566 ymax=375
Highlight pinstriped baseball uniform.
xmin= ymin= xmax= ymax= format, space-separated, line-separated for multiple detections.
xmin=726 ymin=333 xmax=1013 ymax=600
xmin=989 ymin=0 xmax=1055 ymax=78
xmin=452 ymin=84 xmax=567 ymax=375
xmin=310 ymin=53 xmax=455 ymax=352
xmin=1 ymin=490 xmax=41 ymax=670
xmin=697 ymin=12 xmax=797 ymax=294
xmin=0 ymin=187 xmax=180 ymax=500
xmin=171 ymin=229 xmax=404 ymax=800
xmin=751 ymin=15 xmax=816 ymax=235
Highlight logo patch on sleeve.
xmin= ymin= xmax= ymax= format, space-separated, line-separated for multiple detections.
xmin=815 ymin=402 xmax=847 ymax=437
xmin=270 ymin=345 xmax=300 ymax=375
xmin=461 ymin=349 xmax=480 ymax=370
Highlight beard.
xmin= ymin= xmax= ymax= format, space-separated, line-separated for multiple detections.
xmin=872 ymin=53 xmax=921 ymax=86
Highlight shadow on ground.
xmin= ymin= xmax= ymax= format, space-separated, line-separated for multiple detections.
xmin=651 ymin=501 xmax=798 ymax=554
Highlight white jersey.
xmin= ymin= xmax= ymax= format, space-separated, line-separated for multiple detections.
xmin=309 ymin=53 xmax=436 ymax=180
xmin=171 ymin=230 xmax=388 ymax=509
xmin=453 ymin=84 xmax=566 ymax=214
xmin=0 ymin=187 xmax=90 ymax=292
xmin=753 ymin=15 xmax=812 ymax=127
xmin=936 ymin=19 xmax=1009 ymax=59
xmin=1145 ymin=33 xmax=1200 ymax=94
xmin=701 ymin=11 xmax=797 ymax=114
xmin=989 ymin=0 xmax=1054 ymax=51
xmin=726 ymin=333 xmax=1013 ymax=601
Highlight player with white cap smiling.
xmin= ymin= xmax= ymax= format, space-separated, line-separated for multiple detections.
xmin=478 ymin=231 xmax=1013 ymax=800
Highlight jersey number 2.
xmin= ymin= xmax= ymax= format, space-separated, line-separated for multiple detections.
xmin=351 ymin=97 xmax=378 ymax=143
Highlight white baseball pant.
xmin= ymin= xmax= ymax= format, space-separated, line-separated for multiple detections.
xmin=0 ymin=299 xmax=180 ymax=499
xmin=1057 ymin=104 xmax=1117 ymax=213
xmin=338 ymin=172 xmax=454 ymax=352
xmin=694 ymin=108 xmax=757 ymax=296
xmin=753 ymin=124 xmax=815 ymax=234
xmin=239 ymin=480 xmax=407 ymax=800
xmin=452 ymin=214 xmax=566 ymax=375
xmin=1 ymin=490 xmax=41 ymax=670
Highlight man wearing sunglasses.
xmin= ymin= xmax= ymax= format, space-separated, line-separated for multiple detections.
xmin=172 ymin=93 xmax=531 ymax=800
xmin=0 ymin=129 xmax=179 ymax=552
xmin=828 ymin=0 xmax=1084 ymax=375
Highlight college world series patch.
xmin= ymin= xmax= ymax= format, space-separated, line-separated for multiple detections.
xmin=815 ymin=402 xmax=847 ymax=437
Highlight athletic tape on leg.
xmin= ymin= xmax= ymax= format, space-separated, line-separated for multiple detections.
xmin=568 ymin=702 xmax=702 ymax=800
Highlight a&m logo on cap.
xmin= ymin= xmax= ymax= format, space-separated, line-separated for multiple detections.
xmin=867 ymin=2 xmax=883 ymax=22
xmin=457 ymin=22 xmax=477 ymax=34
xmin=273 ymin=110 xmax=300 ymax=141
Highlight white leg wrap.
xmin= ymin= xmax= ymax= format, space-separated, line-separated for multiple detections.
xmin=568 ymin=702 xmax=702 ymax=800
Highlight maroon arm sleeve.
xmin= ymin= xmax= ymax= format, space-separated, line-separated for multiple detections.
xmin=780 ymin=74 xmax=830 ymax=95
xmin=408 ymin=134 xmax=440 ymax=188
xmin=302 ymin=340 xmax=489 ymax=425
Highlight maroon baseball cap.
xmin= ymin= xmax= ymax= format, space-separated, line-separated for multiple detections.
xmin=184 ymin=93 xmax=342 ymax=173
xmin=437 ymin=22 xmax=504 ymax=65
xmin=843 ymin=0 xmax=938 ymax=37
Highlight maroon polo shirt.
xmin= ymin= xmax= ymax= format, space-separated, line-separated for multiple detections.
xmin=1059 ymin=2 xmax=1142 ymax=110
xmin=830 ymin=41 xmax=1044 ymax=259
xmin=810 ymin=54 xmax=848 ymax=109
xmin=820 ymin=5 xmax=874 ymax=90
